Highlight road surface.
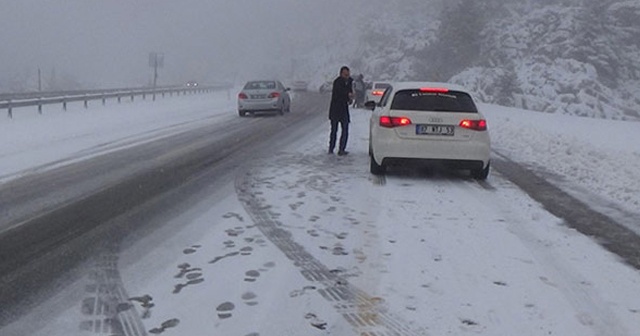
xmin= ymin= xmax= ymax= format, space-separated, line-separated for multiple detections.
xmin=1 ymin=93 xmax=639 ymax=336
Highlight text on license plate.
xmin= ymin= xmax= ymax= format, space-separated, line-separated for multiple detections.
xmin=416 ymin=124 xmax=455 ymax=136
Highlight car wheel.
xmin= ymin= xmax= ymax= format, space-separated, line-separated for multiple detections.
xmin=370 ymin=154 xmax=386 ymax=175
xmin=239 ymin=110 xmax=246 ymax=117
xmin=472 ymin=162 xmax=490 ymax=180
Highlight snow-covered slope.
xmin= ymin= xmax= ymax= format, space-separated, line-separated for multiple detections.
xmin=453 ymin=2 xmax=640 ymax=120
xmin=303 ymin=0 xmax=640 ymax=121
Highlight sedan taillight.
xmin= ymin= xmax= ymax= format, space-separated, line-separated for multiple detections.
xmin=372 ymin=90 xmax=385 ymax=96
xmin=238 ymin=92 xmax=248 ymax=99
xmin=268 ymin=92 xmax=281 ymax=98
xmin=459 ymin=119 xmax=487 ymax=131
xmin=380 ymin=116 xmax=412 ymax=128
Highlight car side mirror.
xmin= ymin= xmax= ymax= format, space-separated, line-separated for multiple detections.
xmin=364 ymin=101 xmax=377 ymax=111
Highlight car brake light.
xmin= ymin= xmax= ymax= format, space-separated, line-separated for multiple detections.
xmin=380 ymin=116 xmax=412 ymax=128
xmin=268 ymin=92 xmax=280 ymax=98
xmin=238 ymin=92 xmax=248 ymax=99
xmin=372 ymin=90 xmax=385 ymax=96
xmin=459 ymin=119 xmax=487 ymax=131
xmin=420 ymin=87 xmax=449 ymax=93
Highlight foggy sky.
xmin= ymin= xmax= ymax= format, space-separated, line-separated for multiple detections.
xmin=0 ymin=0 xmax=368 ymax=89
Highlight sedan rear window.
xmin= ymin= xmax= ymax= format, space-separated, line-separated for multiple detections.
xmin=374 ymin=83 xmax=391 ymax=89
xmin=244 ymin=81 xmax=276 ymax=90
xmin=391 ymin=89 xmax=478 ymax=113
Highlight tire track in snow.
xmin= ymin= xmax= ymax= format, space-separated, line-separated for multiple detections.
xmin=79 ymin=243 xmax=147 ymax=336
xmin=236 ymin=168 xmax=427 ymax=336
xmin=492 ymin=153 xmax=640 ymax=270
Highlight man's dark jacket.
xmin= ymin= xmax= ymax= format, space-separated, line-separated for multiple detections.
xmin=329 ymin=76 xmax=353 ymax=122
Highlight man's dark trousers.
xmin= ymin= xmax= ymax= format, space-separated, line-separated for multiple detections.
xmin=329 ymin=119 xmax=349 ymax=153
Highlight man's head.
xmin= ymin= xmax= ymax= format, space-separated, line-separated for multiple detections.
xmin=340 ymin=66 xmax=350 ymax=79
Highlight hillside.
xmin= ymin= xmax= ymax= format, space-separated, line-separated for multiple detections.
xmin=306 ymin=0 xmax=640 ymax=120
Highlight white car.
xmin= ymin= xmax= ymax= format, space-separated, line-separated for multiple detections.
xmin=366 ymin=82 xmax=391 ymax=103
xmin=366 ymin=82 xmax=491 ymax=179
xmin=238 ymin=80 xmax=291 ymax=117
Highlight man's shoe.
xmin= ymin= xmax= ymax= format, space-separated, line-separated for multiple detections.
xmin=328 ymin=149 xmax=334 ymax=154
xmin=337 ymin=151 xmax=349 ymax=156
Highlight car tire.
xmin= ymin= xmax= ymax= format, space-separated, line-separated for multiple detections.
xmin=472 ymin=162 xmax=490 ymax=180
xmin=370 ymin=154 xmax=386 ymax=175
xmin=239 ymin=110 xmax=246 ymax=117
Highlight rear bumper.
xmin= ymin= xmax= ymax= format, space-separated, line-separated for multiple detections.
xmin=238 ymin=99 xmax=282 ymax=112
xmin=381 ymin=157 xmax=485 ymax=170
xmin=372 ymin=133 xmax=490 ymax=169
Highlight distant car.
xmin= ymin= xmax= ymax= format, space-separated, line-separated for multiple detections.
xmin=291 ymin=81 xmax=308 ymax=92
xmin=367 ymin=82 xmax=491 ymax=179
xmin=186 ymin=81 xmax=199 ymax=87
xmin=238 ymin=80 xmax=291 ymax=117
xmin=366 ymin=82 xmax=391 ymax=103
xmin=319 ymin=81 xmax=332 ymax=94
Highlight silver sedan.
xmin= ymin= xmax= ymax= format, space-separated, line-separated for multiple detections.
xmin=238 ymin=80 xmax=291 ymax=117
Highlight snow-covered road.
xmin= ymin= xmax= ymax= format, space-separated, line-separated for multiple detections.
xmin=0 ymin=90 xmax=236 ymax=183
xmin=483 ymin=104 xmax=640 ymax=228
xmin=2 ymin=94 xmax=640 ymax=336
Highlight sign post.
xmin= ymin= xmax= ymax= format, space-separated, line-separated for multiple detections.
xmin=149 ymin=52 xmax=164 ymax=100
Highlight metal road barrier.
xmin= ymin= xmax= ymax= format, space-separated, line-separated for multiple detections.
xmin=1 ymin=84 xmax=233 ymax=118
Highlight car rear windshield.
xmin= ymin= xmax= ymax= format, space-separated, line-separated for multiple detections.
xmin=244 ymin=81 xmax=276 ymax=90
xmin=374 ymin=83 xmax=391 ymax=89
xmin=391 ymin=89 xmax=478 ymax=113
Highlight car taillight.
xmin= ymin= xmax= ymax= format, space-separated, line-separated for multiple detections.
xmin=420 ymin=87 xmax=449 ymax=93
xmin=380 ymin=116 xmax=412 ymax=128
xmin=238 ymin=92 xmax=248 ymax=99
xmin=268 ymin=92 xmax=280 ymax=98
xmin=459 ymin=119 xmax=487 ymax=131
xmin=372 ymin=90 xmax=385 ymax=96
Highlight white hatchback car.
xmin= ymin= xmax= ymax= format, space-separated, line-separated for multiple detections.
xmin=366 ymin=82 xmax=491 ymax=179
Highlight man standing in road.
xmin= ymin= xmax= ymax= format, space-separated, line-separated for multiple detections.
xmin=328 ymin=66 xmax=353 ymax=156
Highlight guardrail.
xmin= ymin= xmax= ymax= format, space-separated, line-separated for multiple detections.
xmin=0 ymin=86 xmax=187 ymax=101
xmin=1 ymin=84 xmax=232 ymax=119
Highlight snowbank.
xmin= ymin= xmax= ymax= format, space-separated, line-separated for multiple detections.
xmin=482 ymin=103 xmax=640 ymax=219
xmin=0 ymin=90 xmax=236 ymax=181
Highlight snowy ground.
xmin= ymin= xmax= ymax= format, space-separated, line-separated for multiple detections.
xmin=112 ymin=107 xmax=640 ymax=336
xmin=3 ymin=98 xmax=640 ymax=335
xmin=481 ymin=104 xmax=640 ymax=231
xmin=0 ymin=89 xmax=237 ymax=182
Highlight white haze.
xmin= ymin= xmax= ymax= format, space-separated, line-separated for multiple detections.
xmin=0 ymin=0 xmax=382 ymax=90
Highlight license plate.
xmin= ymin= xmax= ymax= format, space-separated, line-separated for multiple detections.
xmin=251 ymin=94 xmax=267 ymax=99
xmin=416 ymin=124 xmax=455 ymax=136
